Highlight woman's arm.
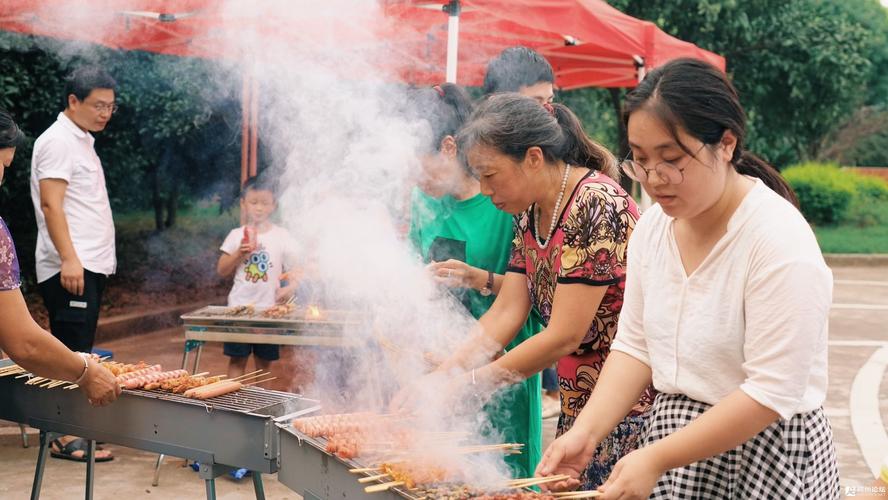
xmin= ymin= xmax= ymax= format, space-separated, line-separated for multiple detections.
xmin=475 ymin=282 xmax=607 ymax=384
xmin=0 ymin=289 xmax=86 ymax=381
xmin=436 ymin=272 xmax=532 ymax=372
xmin=536 ymin=351 xmax=652 ymax=486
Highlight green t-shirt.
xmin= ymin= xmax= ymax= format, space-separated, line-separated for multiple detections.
xmin=408 ymin=189 xmax=543 ymax=478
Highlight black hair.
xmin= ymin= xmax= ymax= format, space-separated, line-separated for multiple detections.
xmin=482 ymin=46 xmax=554 ymax=95
xmin=64 ymin=66 xmax=117 ymax=108
xmin=241 ymin=174 xmax=277 ymax=199
xmin=405 ymin=83 xmax=474 ymax=153
xmin=0 ymin=109 xmax=25 ymax=149
xmin=624 ymin=58 xmax=798 ymax=206
xmin=457 ymin=93 xmax=618 ymax=180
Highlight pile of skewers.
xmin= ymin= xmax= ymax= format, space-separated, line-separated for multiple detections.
xmin=290 ymin=411 xmax=606 ymax=498
xmin=0 ymin=360 xmax=275 ymax=400
xmin=351 ymin=464 xmax=600 ymax=498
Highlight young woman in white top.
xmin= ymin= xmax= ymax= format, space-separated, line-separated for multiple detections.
xmin=535 ymin=58 xmax=839 ymax=499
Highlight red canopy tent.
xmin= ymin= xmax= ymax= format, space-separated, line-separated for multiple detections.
xmin=0 ymin=0 xmax=723 ymax=181
xmin=385 ymin=0 xmax=725 ymax=88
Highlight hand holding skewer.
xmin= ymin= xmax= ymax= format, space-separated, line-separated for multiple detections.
xmin=535 ymin=426 xmax=599 ymax=492
xmin=427 ymin=260 xmax=486 ymax=290
xmin=79 ymin=357 xmax=121 ymax=406
xmin=593 ymin=448 xmax=663 ymax=499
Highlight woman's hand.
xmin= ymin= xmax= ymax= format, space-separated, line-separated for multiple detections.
xmin=536 ymin=426 xmax=602 ymax=492
xmin=78 ymin=358 xmax=121 ymax=406
xmin=427 ymin=260 xmax=486 ymax=290
xmin=597 ymin=448 xmax=665 ymax=499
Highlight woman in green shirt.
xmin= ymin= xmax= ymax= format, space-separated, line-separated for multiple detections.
xmin=406 ymin=83 xmax=543 ymax=478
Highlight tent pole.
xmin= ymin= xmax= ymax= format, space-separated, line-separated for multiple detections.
xmin=240 ymin=70 xmax=250 ymax=187
xmin=249 ymin=73 xmax=259 ymax=178
xmin=445 ymin=1 xmax=460 ymax=83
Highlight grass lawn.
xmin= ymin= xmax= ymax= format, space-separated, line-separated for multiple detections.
xmin=815 ymin=224 xmax=888 ymax=254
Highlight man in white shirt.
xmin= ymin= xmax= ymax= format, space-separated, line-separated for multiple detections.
xmin=30 ymin=66 xmax=117 ymax=376
xmin=29 ymin=66 xmax=118 ymax=463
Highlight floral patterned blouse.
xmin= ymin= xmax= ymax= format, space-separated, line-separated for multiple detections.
xmin=0 ymin=217 xmax=21 ymax=291
xmin=507 ymin=170 xmax=639 ymax=354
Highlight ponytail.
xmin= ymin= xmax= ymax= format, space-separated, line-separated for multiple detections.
xmin=552 ymin=103 xmax=619 ymax=180
xmin=734 ymin=151 xmax=799 ymax=207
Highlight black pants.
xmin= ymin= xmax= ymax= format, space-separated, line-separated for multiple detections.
xmin=38 ymin=270 xmax=107 ymax=353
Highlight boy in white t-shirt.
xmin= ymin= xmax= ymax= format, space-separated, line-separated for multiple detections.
xmin=217 ymin=176 xmax=297 ymax=378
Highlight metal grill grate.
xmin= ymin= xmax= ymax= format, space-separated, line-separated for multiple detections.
xmin=125 ymin=386 xmax=301 ymax=414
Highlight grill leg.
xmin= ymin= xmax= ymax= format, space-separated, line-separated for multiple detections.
xmin=20 ymin=424 xmax=29 ymax=448
xmin=192 ymin=343 xmax=204 ymax=373
xmin=30 ymin=430 xmax=51 ymax=500
xmin=85 ymin=440 xmax=96 ymax=500
xmin=152 ymin=454 xmax=165 ymax=486
xmin=252 ymin=472 xmax=265 ymax=500
xmin=204 ymin=478 xmax=216 ymax=500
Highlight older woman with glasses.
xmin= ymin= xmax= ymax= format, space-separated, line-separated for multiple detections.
xmin=536 ymin=58 xmax=838 ymax=499
xmin=0 ymin=109 xmax=120 ymax=407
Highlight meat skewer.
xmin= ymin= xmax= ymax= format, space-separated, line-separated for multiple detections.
xmin=123 ymin=369 xmax=188 ymax=389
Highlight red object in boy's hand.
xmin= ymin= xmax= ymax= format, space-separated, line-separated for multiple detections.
xmin=241 ymin=226 xmax=257 ymax=252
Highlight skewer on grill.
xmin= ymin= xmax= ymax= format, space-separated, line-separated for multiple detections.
xmin=364 ymin=480 xmax=405 ymax=493
xmin=457 ymin=443 xmax=524 ymax=454
xmin=244 ymin=377 xmax=277 ymax=386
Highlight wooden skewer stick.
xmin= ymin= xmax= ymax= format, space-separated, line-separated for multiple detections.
xmin=552 ymin=491 xmax=602 ymax=498
xmin=364 ymin=480 xmax=404 ymax=493
xmin=349 ymin=467 xmax=382 ymax=473
xmin=229 ymin=369 xmax=264 ymax=382
xmin=234 ymin=372 xmax=272 ymax=383
xmin=244 ymin=377 xmax=277 ymax=386
xmin=457 ymin=443 xmax=524 ymax=454
xmin=508 ymin=474 xmax=572 ymax=489
xmin=357 ymin=473 xmax=391 ymax=483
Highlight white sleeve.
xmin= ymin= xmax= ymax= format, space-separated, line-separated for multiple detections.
xmin=33 ymin=137 xmax=75 ymax=182
xmin=739 ymin=238 xmax=832 ymax=420
xmin=610 ymin=223 xmax=650 ymax=366
xmin=220 ymin=228 xmax=242 ymax=255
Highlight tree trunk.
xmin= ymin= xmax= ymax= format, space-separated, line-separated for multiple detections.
xmin=151 ymin=163 xmax=163 ymax=232
xmin=165 ymin=181 xmax=179 ymax=228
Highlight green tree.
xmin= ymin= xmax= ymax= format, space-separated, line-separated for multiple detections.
xmin=577 ymin=0 xmax=884 ymax=168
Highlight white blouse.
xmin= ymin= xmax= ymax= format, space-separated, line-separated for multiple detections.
xmin=611 ymin=179 xmax=831 ymax=419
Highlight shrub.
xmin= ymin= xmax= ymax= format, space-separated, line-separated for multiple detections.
xmin=845 ymin=172 xmax=888 ymax=227
xmin=783 ymin=163 xmax=856 ymax=225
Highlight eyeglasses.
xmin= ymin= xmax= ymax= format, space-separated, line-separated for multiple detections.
xmin=620 ymin=143 xmax=707 ymax=185
xmin=90 ymin=102 xmax=119 ymax=114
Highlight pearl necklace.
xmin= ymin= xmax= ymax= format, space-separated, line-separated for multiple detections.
xmin=533 ymin=164 xmax=572 ymax=249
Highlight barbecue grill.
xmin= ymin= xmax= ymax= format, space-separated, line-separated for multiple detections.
xmin=0 ymin=359 xmax=320 ymax=500
xmin=179 ymin=305 xmax=363 ymax=373
xmin=277 ymin=425 xmax=417 ymax=500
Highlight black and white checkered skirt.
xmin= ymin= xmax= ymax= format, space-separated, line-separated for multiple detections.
xmin=642 ymin=393 xmax=840 ymax=499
